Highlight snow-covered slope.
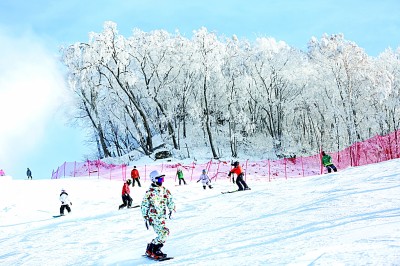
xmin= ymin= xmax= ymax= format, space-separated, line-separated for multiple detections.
xmin=1 ymin=159 xmax=400 ymax=265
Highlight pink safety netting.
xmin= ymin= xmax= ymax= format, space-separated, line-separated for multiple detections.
xmin=51 ymin=130 xmax=400 ymax=182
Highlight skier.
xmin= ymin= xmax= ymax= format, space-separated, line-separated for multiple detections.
xmin=26 ymin=168 xmax=32 ymax=180
xmin=59 ymin=189 xmax=72 ymax=216
xmin=228 ymin=161 xmax=250 ymax=191
xmin=321 ymin=151 xmax=338 ymax=173
xmin=119 ymin=179 xmax=133 ymax=209
xmin=141 ymin=170 xmax=175 ymax=259
xmin=131 ymin=166 xmax=141 ymax=187
xmin=176 ymin=167 xmax=187 ymax=185
xmin=196 ymin=169 xmax=213 ymax=189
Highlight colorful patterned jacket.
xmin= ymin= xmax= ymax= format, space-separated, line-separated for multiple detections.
xmin=141 ymin=183 xmax=175 ymax=224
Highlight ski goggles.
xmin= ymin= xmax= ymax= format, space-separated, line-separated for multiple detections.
xmin=157 ymin=176 xmax=165 ymax=183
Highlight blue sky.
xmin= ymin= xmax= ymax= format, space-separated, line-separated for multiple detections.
xmin=0 ymin=0 xmax=399 ymax=179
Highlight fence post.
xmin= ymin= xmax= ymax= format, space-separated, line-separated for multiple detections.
xmin=268 ymin=160 xmax=271 ymax=182
xmin=284 ymin=158 xmax=287 ymax=180
xmin=215 ymin=161 xmax=221 ymax=181
xmin=245 ymin=159 xmax=249 ymax=181
xmin=145 ymin=164 xmax=147 ymax=182
xmin=190 ymin=161 xmax=195 ymax=181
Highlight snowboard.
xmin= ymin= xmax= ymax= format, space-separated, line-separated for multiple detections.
xmin=142 ymin=254 xmax=174 ymax=261
xmin=128 ymin=205 xmax=140 ymax=209
xmin=53 ymin=215 xmax=64 ymax=218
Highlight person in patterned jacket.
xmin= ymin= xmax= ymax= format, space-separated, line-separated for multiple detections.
xmin=141 ymin=170 xmax=176 ymax=259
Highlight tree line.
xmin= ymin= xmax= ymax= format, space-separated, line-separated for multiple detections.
xmin=60 ymin=21 xmax=400 ymax=161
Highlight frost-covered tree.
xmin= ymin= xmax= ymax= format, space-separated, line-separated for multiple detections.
xmin=246 ymin=38 xmax=304 ymax=156
xmin=308 ymin=34 xmax=374 ymax=151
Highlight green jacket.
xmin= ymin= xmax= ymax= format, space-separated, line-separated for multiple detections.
xmin=177 ymin=170 xmax=184 ymax=179
xmin=322 ymin=154 xmax=333 ymax=166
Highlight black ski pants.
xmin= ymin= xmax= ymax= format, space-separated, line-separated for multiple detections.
xmin=326 ymin=164 xmax=338 ymax=173
xmin=179 ymin=178 xmax=187 ymax=185
xmin=236 ymin=173 xmax=249 ymax=191
xmin=119 ymin=194 xmax=133 ymax=209
xmin=132 ymin=178 xmax=141 ymax=187
xmin=60 ymin=204 xmax=71 ymax=215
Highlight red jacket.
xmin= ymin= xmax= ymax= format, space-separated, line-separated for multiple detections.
xmin=122 ymin=183 xmax=130 ymax=195
xmin=131 ymin=169 xmax=140 ymax=179
xmin=229 ymin=165 xmax=243 ymax=176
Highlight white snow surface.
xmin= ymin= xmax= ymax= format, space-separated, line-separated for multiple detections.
xmin=1 ymin=159 xmax=400 ymax=265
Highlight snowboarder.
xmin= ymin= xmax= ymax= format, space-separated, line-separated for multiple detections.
xmin=59 ymin=189 xmax=72 ymax=216
xmin=197 ymin=169 xmax=213 ymax=189
xmin=26 ymin=168 xmax=32 ymax=180
xmin=141 ymin=170 xmax=175 ymax=259
xmin=228 ymin=161 xmax=250 ymax=191
xmin=119 ymin=179 xmax=133 ymax=209
xmin=321 ymin=151 xmax=338 ymax=173
xmin=176 ymin=167 xmax=187 ymax=185
xmin=131 ymin=166 xmax=141 ymax=187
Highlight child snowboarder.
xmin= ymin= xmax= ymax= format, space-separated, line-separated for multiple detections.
xmin=197 ymin=169 xmax=213 ymax=189
xmin=131 ymin=166 xmax=141 ymax=187
xmin=141 ymin=170 xmax=175 ymax=259
xmin=228 ymin=161 xmax=250 ymax=191
xmin=119 ymin=179 xmax=133 ymax=209
xmin=321 ymin=151 xmax=338 ymax=173
xmin=59 ymin=189 xmax=72 ymax=216
xmin=176 ymin=167 xmax=187 ymax=185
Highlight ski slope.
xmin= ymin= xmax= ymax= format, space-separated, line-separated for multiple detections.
xmin=1 ymin=159 xmax=400 ymax=265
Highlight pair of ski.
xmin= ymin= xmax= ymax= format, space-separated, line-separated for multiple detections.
xmin=142 ymin=254 xmax=173 ymax=261
xmin=221 ymin=190 xmax=240 ymax=194
xmin=221 ymin=189 xmax=250 ymax=194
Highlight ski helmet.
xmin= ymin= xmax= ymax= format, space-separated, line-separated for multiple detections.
xmin=150 ymin=170 xmax=165 ymax=183
xmin=232 ymin=161 xmax=239 ymax=167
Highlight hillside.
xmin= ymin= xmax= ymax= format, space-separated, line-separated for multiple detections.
xmin=1 ymin=159 xmax=400 ymax=265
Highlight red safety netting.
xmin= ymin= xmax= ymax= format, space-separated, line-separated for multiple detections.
xmin=51 ymin=130 xmax=400 ymax=182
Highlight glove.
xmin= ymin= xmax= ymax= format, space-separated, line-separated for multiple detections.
xmin=61 ymin=201 xmax=64 ymax=204
xmin=228 ymin=172 xmax=231 ymax=177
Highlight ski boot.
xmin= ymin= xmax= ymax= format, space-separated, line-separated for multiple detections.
xmin=152 ymin=244 xmax=167 ymax=259
xmin=145 ymin=243 xmax=154 ymax=257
